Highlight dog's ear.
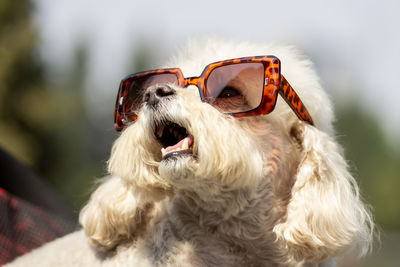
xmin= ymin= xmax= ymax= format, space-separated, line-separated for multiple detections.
xmin=79 ymin=124 xmax=171 ymax=251
xmin=273 ymin=121 xmax=374 ymax=262
xmin=79 ymin=177 xmax=162 ymax=251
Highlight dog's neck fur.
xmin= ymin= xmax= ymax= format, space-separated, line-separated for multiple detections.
xmin=162 ymin=170 xmax=295 ymax=266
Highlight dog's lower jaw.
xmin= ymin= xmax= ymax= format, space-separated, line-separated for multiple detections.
xmin=158 ymin=155 xmax=198 ymax=188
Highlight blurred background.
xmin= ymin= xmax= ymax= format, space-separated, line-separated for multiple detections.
xmin=0 ymin=0 xmax=399 ymax=265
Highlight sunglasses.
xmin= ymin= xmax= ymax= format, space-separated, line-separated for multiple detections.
xmin=114 ymin=56 xmax=313 ymax=131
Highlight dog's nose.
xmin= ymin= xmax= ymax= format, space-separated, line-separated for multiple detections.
xmin=143 ymin=84 xmax=176 ymax=106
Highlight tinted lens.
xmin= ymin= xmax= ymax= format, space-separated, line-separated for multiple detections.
xmin=121 ymin=73 xmax=178 ymax=124
xmin=205 ymin=62 xmax=264 ymax=113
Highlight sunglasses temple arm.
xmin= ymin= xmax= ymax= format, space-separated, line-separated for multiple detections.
xmin=279 ymin=76 xmax=314 ymax=125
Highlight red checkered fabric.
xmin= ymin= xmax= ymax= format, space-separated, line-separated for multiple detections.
xmin=0 ymin=187 xmax=78 ymax=265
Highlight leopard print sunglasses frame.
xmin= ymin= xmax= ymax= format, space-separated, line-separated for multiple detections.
xmin=114 ymin=56 xmax=313 ymax=131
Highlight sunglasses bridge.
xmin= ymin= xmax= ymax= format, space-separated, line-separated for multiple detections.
xmin=180 ymin=77 xmax=205 ymax=99
xmin=183 ymin=77 xmax=200 ymax=87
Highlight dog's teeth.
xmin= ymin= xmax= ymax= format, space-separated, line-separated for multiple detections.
xmin=161 ymin=148 xmax=166 ymax=157
xmin=157 ymin=125 xmax=164 ymax=138
xmin=182 ymin=138 xmax=189 ymax=150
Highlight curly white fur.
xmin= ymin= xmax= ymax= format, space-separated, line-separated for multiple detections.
xmin=7 ymin=38 xmax=374 ymax=267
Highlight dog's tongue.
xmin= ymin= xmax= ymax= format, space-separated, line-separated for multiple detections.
xmin=164 ymin=136 xmax=193 ymax=154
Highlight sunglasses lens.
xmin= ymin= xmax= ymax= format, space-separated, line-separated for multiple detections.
xmin=119 ymin=73 xmax=179 ymax=124
xmin=205 ymin=63 xmax=264 ymax=113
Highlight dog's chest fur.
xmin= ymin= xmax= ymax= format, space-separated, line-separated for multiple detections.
xmin=139 ymin=180 xmax=289 ymax=267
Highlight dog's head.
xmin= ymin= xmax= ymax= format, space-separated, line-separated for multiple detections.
xmin=80 ymin=39 xmax=374 ymax=263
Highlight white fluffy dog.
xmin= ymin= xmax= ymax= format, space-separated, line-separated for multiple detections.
xmin=7 ymin=39 xmax=374 ymax=266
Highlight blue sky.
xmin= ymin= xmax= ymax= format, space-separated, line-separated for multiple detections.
xmin=34 ymin=0 xmax=400 ymax=143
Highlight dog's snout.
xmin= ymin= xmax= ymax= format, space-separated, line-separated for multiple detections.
xmin=144 ymin=84 xmax=176 ymax=106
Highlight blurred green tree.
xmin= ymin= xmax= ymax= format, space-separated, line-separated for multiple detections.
xmin=0 ymin=0 xmax=100 ymax=208
xmin=0 ymin=0 xmax=45 ymax=165
xmin=335 ymin=102 xmax=400 ymax=230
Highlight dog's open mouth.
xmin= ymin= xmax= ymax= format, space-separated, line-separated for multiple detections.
xmin=155 ymin=121 xmax=194 ymax=160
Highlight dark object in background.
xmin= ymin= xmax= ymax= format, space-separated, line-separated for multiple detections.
xmin=0 ymin=148 xmax=78 ymax=265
